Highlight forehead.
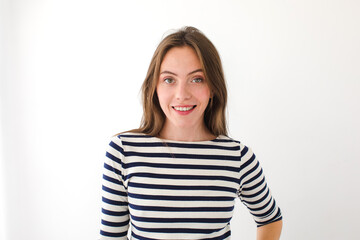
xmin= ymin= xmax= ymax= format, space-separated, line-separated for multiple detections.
xmin=160 ymin=46 xmax=202 ymax=72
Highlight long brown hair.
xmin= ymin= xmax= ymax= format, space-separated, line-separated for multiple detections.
xmin=130 ymin=26 xmax=228 ymax=137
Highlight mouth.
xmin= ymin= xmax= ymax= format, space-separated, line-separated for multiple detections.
xmin=172 ymin=105 xmax=197 ymax=112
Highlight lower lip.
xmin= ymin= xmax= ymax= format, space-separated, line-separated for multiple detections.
xmin=173 ymin=107 xmax=196 ymax=115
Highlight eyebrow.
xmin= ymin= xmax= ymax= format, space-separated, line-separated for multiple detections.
xmin=160 ymin=69 xmax=203 ymax=76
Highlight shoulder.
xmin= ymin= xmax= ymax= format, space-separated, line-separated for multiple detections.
xmin=215 ymin=135 xmax=239 ymax=143
xmin=220 ymin=135 xmax=256 ymax=161
xmin=111 ymin=132 xmax=152 ymax=141
xmin=110 ymin=132 xmax=159 ymax=151
xmin=217 ymin=135 xmax=248 ymax=151
xmin=106 ymin=132 xmax=151 ymax=158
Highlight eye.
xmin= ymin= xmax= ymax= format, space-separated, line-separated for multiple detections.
xmin=164 ymin=78 xmax=174 ymax=84
xmin=192 ymin=77 xmax=203 ymax=83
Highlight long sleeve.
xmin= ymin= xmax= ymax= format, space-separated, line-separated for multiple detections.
xmin=238 ymin=144 xmax=282 ymax=227
xmin=100 ymin=136 xmax=130 ymax=239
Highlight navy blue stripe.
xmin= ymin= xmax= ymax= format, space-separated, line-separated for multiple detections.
xmin=131 ymin=222 xmax=223 ymax=234
xmin=126 ymin=172 xmax=239 ymax=183
xmin=243 ymin=167 xmax=263 ymax=186
xmin=119 ymin=134 xmax=153 ymax=139
xmin=122 ymin=140 xmax=239 ymax=151
xmin=102 ymin=208 xmax=129 ymax=216
xmin=241 ymin=184 xmax=267 ymax=198
xmin=102 ymin=197 xmax=128 ymax=206
xmin=124 ymin=151 xmax=239 ymax=161
xmin=240 ymin=161 xmax=262 ymax=185
xmin=103 ymin=163 xmax=124 ymax=180
xmin=129 ymin=203 xmax=234 ymax=212
xmin=256 ymin=208 xmax=282 ymax=227
xmin=124 ymin=162 xmax=240 ymax=172
xmin=213 ymin=138 xmax=239 ymax=143
xmin=242 ymin=176 xmax=265 ymax=191
xmin=101 ymin=219 xmax=129 ymax=227
xmin=252 ymin=199 xmax=277 ymax=218
xmin=239 ymin=152 xmax=256 ymax=171
xmin=105 ymin=152 xmax=122 ymax=165
xmin=102 ymin=185 xmax=127 ymax=197
xmin=100 ymin=230 xmax=127 ymax=237
xmin=131 ymin=230 xmax=231 ymax=240
xmin=128 ymin=192 xmax=234 ymax=201
xmin=119 ymin=134 xmax=239 ymax=147
xmin=128 ymin=182 xmax=237 ymax=193
xmin=131 ymin=231 xmax=157 ymax=240
xmin=109 ymin=141 xmax=124 ymax=155
xmin=119 ymin=134 xmax=233 ymax=142
xmin=130 ymin=215 xmax=231 ymax=223
xmin=242 ymin=188 xmax=270 ymax=205
xmin=203 ymin=230 xmax=231 ymax=240
xmin=102 ymin=174 xmax=123 ymax=186
xmin=240 ymin=145 xmax=249 ymax=157
xmin=247 ymin=197 xmax=272 ymax=212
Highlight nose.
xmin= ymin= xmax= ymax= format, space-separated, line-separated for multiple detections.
xmin=175 ymin=82 xmax=191 ymax=101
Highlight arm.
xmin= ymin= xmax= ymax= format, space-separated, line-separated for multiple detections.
xmin=237 ymin=144 xmax=283 ymax=239
xmin=100 ymin=136 xmax=130 ymax=239
xmin=257 ymin=220 xmax=283 ymax=240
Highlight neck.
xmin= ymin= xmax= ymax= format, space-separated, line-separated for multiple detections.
xmin=158 ymin=121 xmax=216 ymax=142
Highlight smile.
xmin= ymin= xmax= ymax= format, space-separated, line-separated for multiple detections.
xmin=172 ymin=105 xmax=196 ymax=112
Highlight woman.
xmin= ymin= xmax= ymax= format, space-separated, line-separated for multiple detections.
xmin=100 ymin=26 xmax=282 ymax=240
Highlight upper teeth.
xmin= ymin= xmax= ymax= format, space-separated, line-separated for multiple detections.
xmin=174 ymin=106 xmax=194 ymax=111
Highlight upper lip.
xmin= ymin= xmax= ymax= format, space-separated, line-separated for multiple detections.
xmin=172 ymin=105 xmax=196 ymax=107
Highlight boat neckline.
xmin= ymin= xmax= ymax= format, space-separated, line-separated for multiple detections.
xmin=150 ymin=134 xmax=225 ymax=143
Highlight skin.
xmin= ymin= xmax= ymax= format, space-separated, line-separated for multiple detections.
xmin=257 ymin=220 xmax=283 ymax=240
xmin=157 ymin=46 xmax=283 ymax=238
xmin=156 ymin=46 xmax=215 ymax=142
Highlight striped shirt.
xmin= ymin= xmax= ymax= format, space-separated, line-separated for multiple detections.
xmin=100 ymin=133 xmax=282 ymax=240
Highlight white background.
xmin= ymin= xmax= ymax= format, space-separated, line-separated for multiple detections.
xmin=1 ymin=0 xmax=360 ymax=239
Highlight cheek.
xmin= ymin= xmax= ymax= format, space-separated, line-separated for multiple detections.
xmin=195 ymin=86 xmax=211 ymax=102
xmin=156 ymin=87 xmax=170 ymax=108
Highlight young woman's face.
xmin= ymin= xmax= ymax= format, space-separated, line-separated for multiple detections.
xmin=156 ymin=46 xmax=211 ymax=131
